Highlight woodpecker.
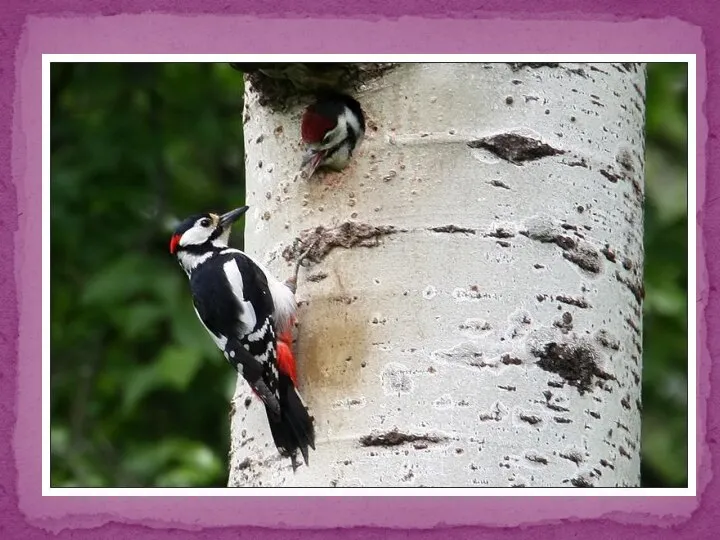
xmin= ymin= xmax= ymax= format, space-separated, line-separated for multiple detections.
xmin=169 ymin=206 xmax=315 ymax=468
xmin=300 ymin=92 xmax=365 ymax=178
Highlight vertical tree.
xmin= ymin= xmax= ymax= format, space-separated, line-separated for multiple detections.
xmin=228 ymin=62 xmax=646 ymax=487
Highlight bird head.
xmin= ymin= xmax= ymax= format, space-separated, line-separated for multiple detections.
xmin=300 ymin=93 xmax=365 ymax=178
xmin=169 ymin=206 xmax=249 ymax=257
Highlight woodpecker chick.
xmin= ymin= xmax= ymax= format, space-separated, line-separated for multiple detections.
xmin=300 ymin=93 xmax=365 ymax=178
xmin=169 ymin=206 xmax=315 ymax=469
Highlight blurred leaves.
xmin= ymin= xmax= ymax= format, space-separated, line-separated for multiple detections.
xmin=50 ymin=62 xmax=688 ymax=488
xmin=640 ymin=63 xmax=688 ymax=487
xmin=51 ymin=63 xmax=245 ymax=487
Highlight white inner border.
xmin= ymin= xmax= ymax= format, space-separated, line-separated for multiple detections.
xmin=41 ymin=54 xmax=697 ymax=497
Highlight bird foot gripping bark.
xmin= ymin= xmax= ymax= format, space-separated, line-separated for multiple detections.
xmin=284 ymin=239 xmax=318 ymax=295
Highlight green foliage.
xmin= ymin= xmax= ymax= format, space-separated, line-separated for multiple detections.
xmin=51 ymin=63 xmax=245 ymax=487
xmin=50 ymin=63 xmax=688 ymax=488
xmin=641 ymin=63 xmax=688 ymax=487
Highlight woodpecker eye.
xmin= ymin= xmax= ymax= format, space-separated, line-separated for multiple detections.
xmin=200 ymin=218 xmax=211 ymax=228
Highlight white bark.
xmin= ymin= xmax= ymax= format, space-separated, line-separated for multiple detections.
xmin=229 ymin=62 xmax=645 ymax=487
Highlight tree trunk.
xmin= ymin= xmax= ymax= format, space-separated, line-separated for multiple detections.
xmin=228 ymin=62 xmax=646 ymax=488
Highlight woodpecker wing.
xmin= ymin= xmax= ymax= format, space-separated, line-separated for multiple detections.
xmin=188 ymin=251 xmax=314 ymax=465
xmin=189 ymin=252 xmax=279 ymax=399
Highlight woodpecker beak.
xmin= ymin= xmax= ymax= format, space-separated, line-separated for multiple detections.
xmin=219 ymin=206 xmax=249 ymax=229
xmin=300 ymin=149 xmax=326 ymax=178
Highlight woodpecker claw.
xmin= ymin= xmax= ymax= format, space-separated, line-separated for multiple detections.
xmin=285 ymin=239 xmax=318 ymax=295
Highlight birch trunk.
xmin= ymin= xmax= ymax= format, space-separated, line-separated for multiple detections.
xmin=228 ymin=62 xmax=646 ymax=488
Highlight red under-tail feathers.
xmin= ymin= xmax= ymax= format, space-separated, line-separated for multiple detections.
xmin=276 ymin=318 xmax=298 ymax=386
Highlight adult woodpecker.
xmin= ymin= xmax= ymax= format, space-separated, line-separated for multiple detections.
xmin=300 ymin=92 xmax=366 ymax=179
xmin=169 ymin=206 xmax=315 ymax=468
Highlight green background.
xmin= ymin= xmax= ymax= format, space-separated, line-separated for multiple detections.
xmin=50 ymin=63 xmax=688 ymax=488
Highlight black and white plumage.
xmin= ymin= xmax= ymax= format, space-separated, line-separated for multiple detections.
xmin=300 ymin=92 xmax=365 ymax=178
xmin=169 ymin=206 xmax=315 ymax=468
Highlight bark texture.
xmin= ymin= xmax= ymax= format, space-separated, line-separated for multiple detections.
xmin=228 ymin=62 xmax=646 ymax=487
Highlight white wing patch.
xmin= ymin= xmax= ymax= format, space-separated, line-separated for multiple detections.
xmin=223 ymin=260 xmax=258 ymax=334
xmin=223 ymin=249 xmax=297 ymax=334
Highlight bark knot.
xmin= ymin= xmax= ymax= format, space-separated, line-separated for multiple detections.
xmin=468 ymin=133 xmax=564 ymax=164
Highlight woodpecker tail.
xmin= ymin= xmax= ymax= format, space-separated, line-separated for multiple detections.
xmin=266 ymin=373 xmax=316 ymax=470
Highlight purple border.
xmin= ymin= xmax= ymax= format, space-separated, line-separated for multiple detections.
xmin=1 ymin=3 xmax=710 ymax=539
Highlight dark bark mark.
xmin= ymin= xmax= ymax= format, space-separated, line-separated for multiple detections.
xmin=307 ymin=272 xmax=328 ymax=282
xmin=596 ymin=329 xmax=620 ymax=351
xmin=616 ymin=149 xmax=635 ymax=172
xmin=236 ymin=458 xmax=252 ymax=470
xmin=501 ymin=354 xmax=523 ymax=365
xmin=542 ymin=391 xmax=570 ymax=412
xmin=507 ymin=62 xmax=560 ymax=71
xmin=571 ymin=476 xmax=594 ymax=487
xmin=543 ymin=395 xmax=570 ymax=413
xmin=588 ymin=410 xmax=601 ymax=419
xmin=468 ymin=134 xmax=564 ymax=164
xmin=459 ymin=320 xmax=492 ymax=331
xmin=588 ymin=65 xmax=608 ymax=75
xmin=601 ymin=244 xmax=617 ymax=263
xmin=521 ymin=229 xmax=601 ymax=274
xmin=489 ymin=179 xmax=511 ymax=189
xmin=283 ymin=222 xmax=399 ymax=263
xmin=618 ymin=446 xmax=631 ymax=459
xmin=567 ymin=67 xmax=588 ymax=78
xmin=600 ymin=459 xmax=615 ymax=470
xmin=556 ymin=295 xmax=590 ymax=308
xmin=359 ymin=429 xmax=447 ymax=448
xmin=554 ymin=311 xmax=574 ymax=334
xmin=616 ymin=421 xmax=631 ymax=433
xmin=486 ymin=228 xmax=515 ymax=239
xmin=497 ymin=241 xmax=511 ymax=248
xmin=563 ymin=247 xmax=601 ymax=274
xmin=616 ymin=272 xmax=645 ymax=304
xmin=519 ymin=414 xmax=542 ymax=425
xmin=564 ymin=158 xmax=589 ymax=168
xmin=526 ymin=453 xmax=549 ymax=465
xmin=560 ymin=450 xmax=583 ymax=465
xmin=429 ymin=225 xmax=476 ymax=234
xmin=498 ymin=385 xmax=517 ymax=391
xmin=533 ymin=341 xmax=616 ymax=395
xmin=632 ymin=81 xmax=645 ymax=100
xmin=621 ymin=395 xmax=632 ymax=410
xmin=600 ymin=169 xmax=622 ymax=183
xmin=554 ymin=416 xmax=572 ymax=423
